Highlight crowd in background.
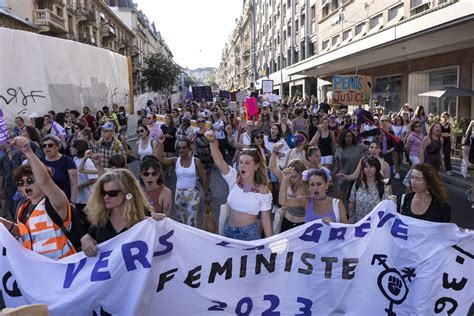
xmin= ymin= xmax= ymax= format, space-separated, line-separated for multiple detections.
xmin=1 ymin=92 xmax=473 ymax=260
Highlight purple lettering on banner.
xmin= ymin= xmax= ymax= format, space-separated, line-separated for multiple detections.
xmin=91 ymin=250 xmax=112 ymax=282
xmin=63 ymin=257 xmax=87 ymax=289
xmin=122 ymin=240 xmax=151 ymax=271
xmin=328 ymin=227 xmax=347 ymax=241
xmin=391 ymin=219 xmax=409 ymax=240
xmin=377 ymin=211 xmax=396 ymax=228
xmin=299 ymin=223 xmax=324 ymax=243
xmin=355 ymin=219 xmax=371 ymax=237
xmin=0 ymin=109 xmax=9 ymax=145
xmin=153 ymin=230 xmax=174 ymax=257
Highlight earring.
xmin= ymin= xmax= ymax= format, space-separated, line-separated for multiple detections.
xmin=125 ymin=193 xmax=133 ymax=200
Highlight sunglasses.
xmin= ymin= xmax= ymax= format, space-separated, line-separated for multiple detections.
xmin=102 ymin=190 xmax=122 ymax=197
xmin=254 ymin=135 xmax=264 ymax=140
xmin=197 ymin=120 xmax=205 ymax=123
xmin=177 ymin=146 xmax=188 ymax=150
xmin=137 ymin=129 xmax=146 ymax=133
xmin=142 ymin=171 xmax=158 ymax=177
xmin=16 ymin=177 xmax=35 ymax=187
xmin=146 ymin=117 xmax=154 ymax=120
xmin=42 ymin=143 xmax=56 ymax=148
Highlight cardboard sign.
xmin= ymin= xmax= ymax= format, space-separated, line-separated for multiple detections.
xmin=332 ymin=75 xmax=372 ymax=105
xmin=262 ymin=80 xmax=274 ymax=94
xmin=219 ymin=90 xmax=231 ymax=99
xmin=192 ymin=86 xmax=213 ymax=102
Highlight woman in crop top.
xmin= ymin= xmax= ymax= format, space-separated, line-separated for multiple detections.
xmin=139 ymin=157 xmax=172 ymax=216
xmin=205 ymin=130 xmax=273 ymax=241
xmin=280 ymin=168 xmax=348 ymax=224
xmin=158 ymin=136 xmax=208 ymax=227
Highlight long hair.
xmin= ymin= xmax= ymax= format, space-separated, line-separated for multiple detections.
xmin=287 ymin=158 xmax=308 ymax=192
xmin=338 ymin=129 xmax=357 ymax=148
xmin=359 ymin=156 xmax=384 ymax=190
xmin=239 ymin=146 xmax=268 ymax=187
xmin=85 ymin=169 xmax=153 ymax=228
xmin=429 ymin=122 xmax=442 ymax=137
xmin=165 ymin=114 xmax=174 ymax=128
xmin=409 ymin=163 xmax=448 ymax=204
xmin=414 ymin=105 xmax=425 ymax=117
xmin=24 ymin=126 xmax=41 ymax=143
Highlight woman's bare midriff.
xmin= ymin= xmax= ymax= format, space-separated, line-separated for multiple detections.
xmin=285 ymin=213 xmax=305 ymax=223
xmin=227 ymin=208 xmax=257 ymax=227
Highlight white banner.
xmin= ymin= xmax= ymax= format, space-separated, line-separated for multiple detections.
xmin=0 ymin=201 xmax=473 ymax=315
xmin=0 ymin=27 xmax=129 ymax=125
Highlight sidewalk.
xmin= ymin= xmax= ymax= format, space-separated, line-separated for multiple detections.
xmin=439 ymin=158 xmax=471 ymax=190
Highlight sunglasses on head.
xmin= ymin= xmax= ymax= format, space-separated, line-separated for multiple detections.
xmin=16 ymin=177 xmax=35 ymax=187
xmin=142 ymin=171 xmax=158 ymax=177
xmin=42 ymin=143 xmax=56 ymax=148
xmin=102 ymin=190 xmax=122 ymax=197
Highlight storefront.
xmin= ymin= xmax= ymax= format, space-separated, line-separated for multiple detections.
xmin=408 ymin=66 xmax=459 ymax=116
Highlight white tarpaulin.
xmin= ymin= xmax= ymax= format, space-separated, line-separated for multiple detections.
xmin=0 ymin=27 xmax=129 ymax=125
xmin=0 ymin=201 xmax=472 ymax=315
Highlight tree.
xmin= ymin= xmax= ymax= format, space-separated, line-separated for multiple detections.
xmin=142 ymin=52 xmax=181 ymax=92
xmin=204 ymin=71 xmax=218 ymax=90
xmin=183 ymin=73 xmax=197 ymax=87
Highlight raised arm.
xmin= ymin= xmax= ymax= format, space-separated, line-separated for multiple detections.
xmin=278 ymin=168 xmax=307 ymax=209
xmin=269 ymin=143 xmax=284 ymax=182
xmin=11 ymin=136 xmax=68 ymax=220
xmin=205 ymin=130 xmax=230 ymax=175
xmin=226 ymin=125 xmax=246 ymax=150
xmin=157 ymin=135 xmax=177 ymax=166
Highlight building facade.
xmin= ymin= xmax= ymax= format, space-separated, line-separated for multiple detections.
xmin=0 ymin=0 xmax=174 ymax=96
xmin=218 ymin=0 xmax=474 ymax=118
xmin=108 ymin=0 xmax=174 ymax=95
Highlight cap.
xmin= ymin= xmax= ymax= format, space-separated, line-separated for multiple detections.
xmin=329 ymin=115 xmax=336 ymax=119
xmin=29 ymin=112 xmax=39 ymax=118
xmin=101 ymin=122 xmax=115 ymax=130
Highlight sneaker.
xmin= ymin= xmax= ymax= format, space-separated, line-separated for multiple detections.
xmin=394 ymin=173 xmax=400 ymax=179
xmin=446 ymin=171 xmax=454 ymax=176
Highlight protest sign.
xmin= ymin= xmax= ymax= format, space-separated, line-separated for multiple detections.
xmin=262 ymin=80 xmax=274 ymax=94
xmin=192 ymin=86 xmax=213 ymax=102
xmin=332 ymin=75 xmax=372 ymax=105
xmin=219 ymin=90 xmax=231 ymax=100
xmin=0 ymin=28 xmax=130 ymax=127
xmin=0 ymin=201 xmax=472 ymax=315
xmin=236 ymin=90 xmax=249 ymax=104
xmin=0 ymin=108 xmax=9 ymax=144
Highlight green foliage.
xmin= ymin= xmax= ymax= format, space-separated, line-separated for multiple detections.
xmin=142 ymin=53 xmax=181 ymax=92
xmin=204 ymin=72 xmax=218 ymax=89
xmin=452 ymin=117 xmax=471 ymax=135
xmin=183 ymin=73 xmax=197 ymax=87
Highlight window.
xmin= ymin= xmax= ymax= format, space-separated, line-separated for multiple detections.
xmin=287 ymin=0 xmax=291 ymax=8
xmin=410 ymin=0 xmax=430 ymax=14
xmin=331 ymin=35 xmax=340 ymax=46
xmin=322 ymin=5 xmax=330 ymax=18
xmin=322 ymin=39 xmax=329 ymax=50
xmin=309 ymin=41 xmax=315 ymax=56
xmin=301 ymin=13 xmax=305 ymax=27
xmin=369 ymin=13 xmax=383 ymax=30
xmin=311 ymin=5 xmax=316 ymax=33
xmin=295 ymin=19 xmax=299 ymax=33
xmin=288 ymin=22 xmax=291 ymax=38
xmin=301 ymin=42 xmax=305 ymax=60
xmin=342 ymin=29 xmax=351 ymax=42
xmin=388 ymin=4 xmax=404 ymax=22
xmin=355 ymin=22 xmax=366 ymax=36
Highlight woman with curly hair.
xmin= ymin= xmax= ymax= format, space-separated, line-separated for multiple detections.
xmin=80 ymin=169 xmax=164 ymax=257
xmin=396 ymin=163 xmax=451 ymax=223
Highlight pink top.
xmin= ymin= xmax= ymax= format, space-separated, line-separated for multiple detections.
xmin=407 ymin=132 xmax=423 ymax=157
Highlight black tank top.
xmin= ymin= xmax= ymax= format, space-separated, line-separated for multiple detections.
xmin=440 ymin=123 xmax=450 ymax=135
xmin=319 ymin=132 xmax=333 ymax=156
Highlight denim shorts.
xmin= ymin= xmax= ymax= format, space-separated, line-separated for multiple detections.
xmin=224 ymin=222 xmax=259 ymax=241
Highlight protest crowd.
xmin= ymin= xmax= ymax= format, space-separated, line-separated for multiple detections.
xmin=0 ymin=94 xmax=473 ymax=260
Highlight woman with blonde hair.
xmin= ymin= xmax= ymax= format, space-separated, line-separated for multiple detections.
xmin=80 ymin=169 xmax=163 ymax=257
xmin=206 ymin=130 xmax=273 ymax=240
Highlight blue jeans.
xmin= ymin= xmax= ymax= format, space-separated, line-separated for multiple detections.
xmin=224 ymin=222 xmax=259 ymax=241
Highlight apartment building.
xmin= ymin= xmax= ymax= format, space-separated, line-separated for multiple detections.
xmin=219 ymin=0 xmax=474 ymax=118
xmin=108 ymin=0 xmax=174 ymax=95
xmin=0 ymin=0 xmax=174 ymax=96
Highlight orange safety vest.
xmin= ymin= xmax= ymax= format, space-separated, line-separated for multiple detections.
xmin=16 ymin=198 xmax=76 ymax=260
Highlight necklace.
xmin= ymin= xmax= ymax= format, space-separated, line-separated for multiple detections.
xmin=238 ymin=181 xmax=260 ymax=193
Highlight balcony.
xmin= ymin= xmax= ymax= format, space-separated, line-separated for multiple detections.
xmin=34 ymin=9 xmax=67 ymax=35
xmin=100 ymin=24 xmax=116 ymax=39
xmin=76 ymin=6 xmax=96 ymax=23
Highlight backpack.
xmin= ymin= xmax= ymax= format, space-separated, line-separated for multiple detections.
xmin=44 ymin=197 xmax=85 ymax=252
xmin=355 ymin=179 xmax=384 ymax=200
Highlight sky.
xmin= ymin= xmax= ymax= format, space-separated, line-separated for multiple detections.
xmin=136 ymin=0 xmax=244 ymax=70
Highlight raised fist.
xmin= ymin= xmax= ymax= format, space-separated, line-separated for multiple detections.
xmin=10 ymin=136 xmax=31 ymax=153
xmin=273 ymin=142 xmax=284 ymax=153
xmin=205 ymin=130 xmax=216 ymax=143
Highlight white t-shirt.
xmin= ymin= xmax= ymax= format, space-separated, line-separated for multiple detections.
xmin=222 ymin=167 xmax=272 ymax=215
xmin=212 ymin=120 xmax=225 ymax=139
xmin=74 ymin=157 xmax=99 ymax=204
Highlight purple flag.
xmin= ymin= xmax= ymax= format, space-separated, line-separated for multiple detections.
xmin=50 ymin=118 xmax=67 ymax=140
xmin=0 ymin=108 xmax=9 ymax=145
